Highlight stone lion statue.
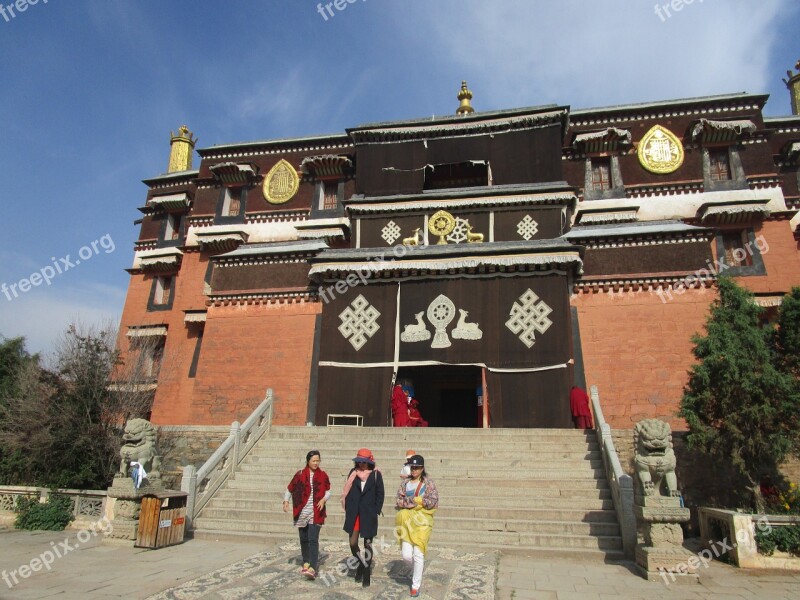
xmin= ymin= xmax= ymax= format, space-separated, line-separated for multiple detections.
xmin=633 ymin=419 xmax=679 ymax=497
xmin=117 ymin=418 xmax=161 ymax=482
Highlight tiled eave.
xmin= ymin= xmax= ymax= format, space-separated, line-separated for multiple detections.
xmin=348 ymin=110 xmax=568 ymax=144
xmin=300 ymin=155 xmax=354 ymax=178
xmin=143 ymin=193 xmax=191 ymax=213
xmin=126 ymin=325 xmax=168 ymax=338
xmin=572 ymin=127 xmax=632 ymax=153
xmin=576 ymin=206 xmax=640 ymax=225
xmin=194 ymin=227 xmax=249 ymax=253
xmin=565 ymin=221 xmax=712 ymax=248
xmin=209 ymin=162 xmax=259 ymax=185
xmin=183 ymin=311 xmax=207 ymax=323
xmin=142 ymin=170 xmax=199 ymax=187
xmin=690 ymin=118 xmax=758 ymax=144
xmin=346 ymin=191 xmax=577 ymax=215
xmin=207 ymin=290 xmax=316 ymax=306
xmin=133 ymin=248 xmax=183 ymax=273
xmin=698 ymin=200 xmax=771 ymax=225
xmin=212 ymin=240 xmax=328 ymax=266
xmin=107 ymin=382 xmax=158 ymax=393
xmin=310 ymin=240 xmax=584 ymax=281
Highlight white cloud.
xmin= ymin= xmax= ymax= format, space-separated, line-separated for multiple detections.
xmin=415 ymin=0 xmax=788 ymax=110
xmin=0 ymin=284 xmax=125 ymax=358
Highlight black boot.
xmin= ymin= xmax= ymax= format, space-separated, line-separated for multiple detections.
xmin=362 ymin=559 xmax=371 ymax=587
xmin=354 ymin=562 xmax=364 ymax=583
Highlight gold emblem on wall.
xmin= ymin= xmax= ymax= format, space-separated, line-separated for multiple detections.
xmin=637 ymin=125 xmax=684 ymax=174
xmin=262 ymin=159 xmax=300 ymax=204
xmin=428 ymin=210 xmax=456 ymax=245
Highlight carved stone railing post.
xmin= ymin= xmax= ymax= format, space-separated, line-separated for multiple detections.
xmin=633 ymin=418 xmax=696 ymax=582
xmin=180 ymin=465 xmax=197 ymax=530
xmin=229 ymin=421 xmax=241 ymax=481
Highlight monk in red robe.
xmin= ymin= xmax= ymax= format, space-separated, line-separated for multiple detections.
xmin=391 ymin=385 xmax=410 ymax=427
xmin=569 ymin=386 xmax=593 ymax=429
xmin=407 ymin=397 xmax=428 ymax=427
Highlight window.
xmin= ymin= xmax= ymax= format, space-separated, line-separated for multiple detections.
xmin=423 ymin=161 xmax=489 ymax=190
xmin=145 ymin=340 xmax=164 ymax=379
xmin=319 ymin=181 xmax=338 ymax=210
xmin=722 ymin=231 xmax=754 ymax=268
xmin=708 ymin=148 xmax=731 ymax=182
xmin=165 ymin=213 xmax=182 ymax=241
xmin=221 ymin=187 xmax=243 ymax=217
xmin=154 ymin=276 xmax=173 ymax=306
xmin=590 ymin=158 xmax=612 ymax=191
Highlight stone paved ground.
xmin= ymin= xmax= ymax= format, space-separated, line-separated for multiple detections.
xmin=1 ymin=527 xmax=799 ymax=600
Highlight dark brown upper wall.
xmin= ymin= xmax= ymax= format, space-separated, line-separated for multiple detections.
xmin=355 ymin=124 xmax=564 ymax=196
xmin=564 ymin=98 xmax=772 ymax=190
xmin=765 ymin=118 xmax=800 ymax=199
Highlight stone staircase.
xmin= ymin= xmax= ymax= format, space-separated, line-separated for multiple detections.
xmin=192 ymin=426 xmax=623 ymax=558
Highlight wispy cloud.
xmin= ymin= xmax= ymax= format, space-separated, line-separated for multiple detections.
xmin=415 ymin=0 xmax=788 ymax=110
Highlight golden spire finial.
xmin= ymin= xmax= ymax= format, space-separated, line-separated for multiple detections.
xmin=167 ymin=125 xmax=198 ymax=173
xmin=456 ymin=80 xmax=475 ymax=116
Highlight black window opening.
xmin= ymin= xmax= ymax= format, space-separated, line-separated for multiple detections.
xmin=423 ymin=161 xmax=489 ymax=190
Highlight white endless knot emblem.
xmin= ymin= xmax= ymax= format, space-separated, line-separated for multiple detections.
xmin=381 ymin=221 xmax=402 ymax=245
xmin=505 ymin=289 xmax=553 ymax=348
xmin=338 ymin=295 xmax=381 ymax=351
xmin=517 ymin=215 xmax=539 ymax=241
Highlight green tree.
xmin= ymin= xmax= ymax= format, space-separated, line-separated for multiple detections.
xmin=679 ymin=278 xmax=800 ymax=512
xmin=0 ymin=324 xmax=155 ymax=489
xmin=774 ymin=287 xmax=800 ymax=380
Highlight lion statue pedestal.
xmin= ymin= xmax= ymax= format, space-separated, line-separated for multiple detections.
xmin=104 ymin=419 xmax=164 ymax=545
xmin=633 ymin=419 xmax=697 ymax=583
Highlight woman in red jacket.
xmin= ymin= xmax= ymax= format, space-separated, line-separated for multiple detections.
xmin=283 ymin=450 xmax=331 ymax=580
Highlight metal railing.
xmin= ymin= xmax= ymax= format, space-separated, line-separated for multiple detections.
xmin=590 ymin=385 xmax=636 ymax=557
xmin=181 ymin=388 xmax=275 ymax=529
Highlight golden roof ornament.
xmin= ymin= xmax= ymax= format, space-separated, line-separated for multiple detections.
xmin=782 ymin=60 xmax=800 ymax=116
xmin=167 ymin=125 xmax=198 ymax=173
xmin=456 ymin=80 xmax=475 ymax=115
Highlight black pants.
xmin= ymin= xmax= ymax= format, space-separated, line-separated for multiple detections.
xmin=298 ymin=524 xmax=321 ymax=570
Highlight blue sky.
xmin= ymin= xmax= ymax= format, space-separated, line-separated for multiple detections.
xmin=0 ymin=0 xmax=798 ymax=356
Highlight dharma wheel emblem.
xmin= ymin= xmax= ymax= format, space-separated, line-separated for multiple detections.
xmin=427 ymin=294 xmax=456 ymax=348
xmin=637 ymin=125 xmax=684 ymax=174
xmin=428 ymin=210 xmax=456 ymax=245
xmin=262 ymin=159 xmax=300 ymax=204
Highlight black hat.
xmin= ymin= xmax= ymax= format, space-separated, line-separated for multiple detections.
xmin=407 ymin=454 xmax=424 ymax=467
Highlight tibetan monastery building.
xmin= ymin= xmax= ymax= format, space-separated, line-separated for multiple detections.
xmin=116 ymin=72 xmax=800 ymax=430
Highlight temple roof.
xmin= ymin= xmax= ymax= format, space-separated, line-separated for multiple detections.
xmin=564 ymin=220 xmax=711 ymax=241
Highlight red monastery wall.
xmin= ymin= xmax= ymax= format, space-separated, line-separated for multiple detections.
xmin=574 ymin=289 xmax=712 ymax=431
xmin=185 ymin=301 xmax=321 ymax=426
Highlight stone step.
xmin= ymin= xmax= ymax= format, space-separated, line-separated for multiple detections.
xmin=243 ymin=451 xmax=603 ymax=463
xmin=268 ymin=426 xmax=596 ymax=438
xmin=223 ymin=470 xmax=607 ymax=485
xmin=239 ymin=458 xmax=605 ymax=471
xmin=250 ymin=440 xmax=600 ymax=451
xmin=192 ymin=517 xmax=622 ymax=551
xmin=236 ymin=459 xmax=605 ymax=480
xmin=197 ymin=510 xmax=620 ymax=537
xmin=209 ymin=487 xmax=613 ymax=506
xmin=202 ymin=500 xmax=619 ymax=523
xmin=191 ymin=529 xmax=624 ymax=560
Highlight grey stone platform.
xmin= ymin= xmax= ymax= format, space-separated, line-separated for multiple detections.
xmin=1 ymin=527 xmax=799 ymax=600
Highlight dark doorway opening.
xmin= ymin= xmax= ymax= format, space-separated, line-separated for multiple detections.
xmin=396 ymin=365 xmax=482 ymax=427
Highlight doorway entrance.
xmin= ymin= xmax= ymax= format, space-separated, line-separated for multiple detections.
xmin=396 ymin=365 xmax=483 ymax=427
